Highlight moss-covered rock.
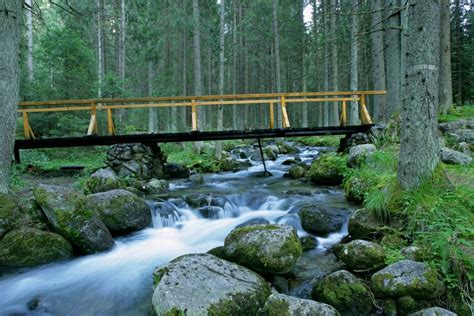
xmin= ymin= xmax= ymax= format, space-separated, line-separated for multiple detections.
xmin=348 ymin=208 xmax=386 ymax=239
xmin=370 ymin=260 xmax=444 ymax=300
xmin=311 ymin=270 xmax=373 ymax=315
xmin=263 ymin=145 xmax=279 ymax=160
xmin=260 ymin=293 xmax=339 ymax=316
xmin=347 ymin=144 xmax=376 ymax=167
xmin=343 ymin=177 xmax=370 ymax=204
xmin=397 ymin=296 xmax=417 ymax=315
xmin=288 ymin=165 xmax=305 ymax=179
xmin=152 ymin=253 xmax=271 ymax=315
xmin=224 ymin=224 xmax=302 ymax=275
xmin=307 ymin=154 xmax=348 ymax=185
xmin=299 ymin=205 xmax=348 ymax=235
xmin=33 ymin=184 xmax=113 ymax=254
xmin=0 ymin=193 xmax=24 ymax=238
xmin=336 ymin=239 xmax=386 ymax=272
xmin=381 ymin=299 xmax=398 ymax=316
xmin=144 ymin=179 xmax=169 ymax=194
xmin=86 ymin=189 xmax=151 ymax=236
xmin=86 ymin=168 xmax=125 ymax=194
xmin=277 ymin=141 xmax=300 ymax=154
xmin=0 ymin=228 xmax=73 ymax=269
xmin=300 ymin=235 xmax=318 ymax=251
xmin=409 ymin=307 xmax=457 ymax=316
xmin=184 ymin=193 xmax=226 ymax=208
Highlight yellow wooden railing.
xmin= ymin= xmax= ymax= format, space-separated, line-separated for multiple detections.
xmin=17 ymin=91 xmax=386 ymax=140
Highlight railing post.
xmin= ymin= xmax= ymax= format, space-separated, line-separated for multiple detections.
xmin=191 ymin=99 xmax=198 ymax=131
xmin=341 ymin=100 xmax=347 ymax=126
xmin=23 ymin=112 xmax=31 ymax=139
xmin=269 ymin=102 xmax=275 ymax=129
xmin=281 ymin=96 xmax=290 ymax=128
xmin=107 ymin=107 xmax=116 ymax=135
xmin=359 ymin=94 xmax=373 ymax=124
xmin=87 ymin=102 xmax=98 ymax=136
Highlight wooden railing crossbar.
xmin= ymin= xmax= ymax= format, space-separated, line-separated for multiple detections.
xmin=17 ymin=91 xmax=385 ymax=139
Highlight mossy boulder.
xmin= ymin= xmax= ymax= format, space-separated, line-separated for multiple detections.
xmin=33 ymin=184 xmax=113 ymax=254
xmin=409 ymin=307 xmax=457 ymax=316
xmin=397 ymin=296 xmax=418 ymax=315
xmin=144 ymin=179 xmax=169 ymax=194
xmin=307 ymin=155 xmax=348 ymax=185
xmin=277 ymin=141 xmax=300 ymax=154
xmin=86 ymin=189 xmax=151 ymax=236
xmin=184 ymin=193 xmax=226 ymax=208
xmin=288 ymin=165 xmax=306 ymax=179
xmin=300 ymin=235 xmax=318 ymax=251
xmin=370 ymin=260 xmax=444 ymax=300
xmin=0 ymin=228 xmax=73 ymax=269
xmin=163 ymin=162 xmax=190 ymax=179
xmin=260 ymin=293 xmax=339 ymax=316
xmin=343 ymin=177 xmax=370 ymax=204
xmin=0 ymin=193 xmax=24 ymax=238
xmin=299 ymin=205 xmax=348 ymax=235
xmin=336 ymin=239 xmax=386 ymax=272
xmin=311 ymin=270 xmax=373 ymax=315
xmin=224 ymin=224 xmax=302 ymax=275
xmin=264 ymin=145 xmax=279 ymax=160
xmin=348 ymin=208 xmax=386 ymax=239
xmin=152 ymin=253 xmax=271 ymax=315
xmin=86 ymin=168 xmax=125 ymax=194
xmin=347 ymin=144 xmax=376 ymax=167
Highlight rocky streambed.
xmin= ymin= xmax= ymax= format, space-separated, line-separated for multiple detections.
xmin=0 ymin=139 xmax=456 ymax=315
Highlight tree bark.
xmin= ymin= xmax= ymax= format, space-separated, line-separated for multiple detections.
xmin=300 ymin=0 xmax=308 ymax=128
xmin=398 ymin=0 xmax=440 ymax=190
xmin=438 ymin=0 xmax=452 ymax=113
xmin=384 ymin=0 xmax=401 ymax=119
xmin=147 ymin=60 xmax=158 ymax=133
xmin=215 ymin=0 xmax=225 ymax=159
xmin=371 ymin=0 xmax=387 ymax=121
xmin=96 ymin=0 xmax=105 ymax=98
xmin=0 ymin=0 xmax=22 ymax=193
xmin=323 ymin=1 xmax=330 ymax=127
xmin=329 ymin=0 xmax=339 ymax=126
xmin=192 ymin=0 xmax=203 ymax=151
xmin=26 ymin=0 xmax=34 ymax=82
xmin=349 ymin=0 xmax=360 ymax=125
xmin=272 ymin=0 xmax=283 ymax=128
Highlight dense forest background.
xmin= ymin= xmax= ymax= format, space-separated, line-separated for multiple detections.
xmin=19 ymin=0 xmax=474 ymax=136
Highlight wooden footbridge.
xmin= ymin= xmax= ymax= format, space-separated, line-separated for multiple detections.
xmin=15 ymin=91 xmax=385 ymax=162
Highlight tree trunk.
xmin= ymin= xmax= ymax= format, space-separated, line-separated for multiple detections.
xmin=329 ymin=0 xmax=339 ymax=126
xmin=370 ymin=0 xmax=387 ymax=121
xmin=96 ymin=0 xmax=105 ymax=98
xmin=323 ymin=1 xmax=330 ymax=127
xmin=215 ymin=0 xmax=225 ymax=159
xmin=349 ymin=0 xmax=360 ymax=125
xmin=384 ymin=0 xmax=401 ymax=119
xmin=398 ymin=0 xmax=440 ymax=190
xmin=148 ymin=60 xmax=158 ymax=133
xmin=272 ymin=0 xmax=282 ymax=128
xmin=438 ymin=0 xmax=452 ymax=114
xmin=0 ymin=0 xmax=22 ymax=193
xmin=301 ymin=0 xmax=308 ymax=128
xmin=192 ymin=0 xmax=203 ymax=152
xmin=26 ymin=0 xmax=34 ymax=82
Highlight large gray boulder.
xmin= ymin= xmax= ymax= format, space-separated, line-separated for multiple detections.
xmin=86 ymin=189 xmax=151 ymax=235
xmin=224 ymin=224 xmax=302 ymax=274
xmin=0 ymin=193 xmax=24 ymax=239
xmin=33 ymin=184 xmax=113 ymax=254
xmin=86 ymin=168 xmax=124 ymax=194
xmin=347 ymin=144 xmax=376 ymax=167
xmin=449 ymin=128 xmax=474 ymax=144
xmin=311 ymin=270 xmax=373 ymax=316
xmin=144 ymin=179 xmax=169 ymax=194
xmin=409 ymin=307 xmax=457 ymax=316
xmin=370 ymin=260 xmax=443 ymax=300
xmin=261 ymin=293 xmax=339 ymax=316
xmin=0 ymin=228 xmax=73 ymax=269
xmin=336 ymin=239 xmax=386 ymax=272
xmin=440 ymin=147 xmax=472 ymax=165
xmin=152 ymin=253 xmax=271 ymax=315
xmin=439 ymin=118 xmax=474 ymax=133
xmin=299 ymin=205 xmax=348 ymax=235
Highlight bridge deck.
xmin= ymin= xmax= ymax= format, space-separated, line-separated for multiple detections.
xmin=14 ymin=125 xmax=372 ymax=162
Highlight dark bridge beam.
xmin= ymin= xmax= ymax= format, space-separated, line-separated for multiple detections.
xmin=14 ymin=125 xmax=373 ymax=162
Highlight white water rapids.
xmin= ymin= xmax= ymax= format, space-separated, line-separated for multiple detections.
xmin=0 ymin=146 xmax=352 ymax=315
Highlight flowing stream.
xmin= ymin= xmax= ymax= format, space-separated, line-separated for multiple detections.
xmin=0 ymin=146 xmax=353 ymax=316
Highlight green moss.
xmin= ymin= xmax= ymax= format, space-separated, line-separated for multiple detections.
xmin=262 ymin=299 xmax=291 ymax=316
xmin=163 ymin=307 xmax=186 ymax=316
xmin=307 ymin=154 xmax=348 ymax=185
xmin=207 ymin=285 xmax=271 ymax=316
xmin=0 ymin=228 xmax=73 ymax=268
xmin=396 ymin=296 xmax=417 ymax=315
xmin=85 ymin=176 xmax=125 ymax=194
xmin=153 ymin=267 xmax=170 ymax=287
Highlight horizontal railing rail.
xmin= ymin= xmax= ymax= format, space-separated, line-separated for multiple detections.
xmin=17 ymin=91 xmax=386 ymax=140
